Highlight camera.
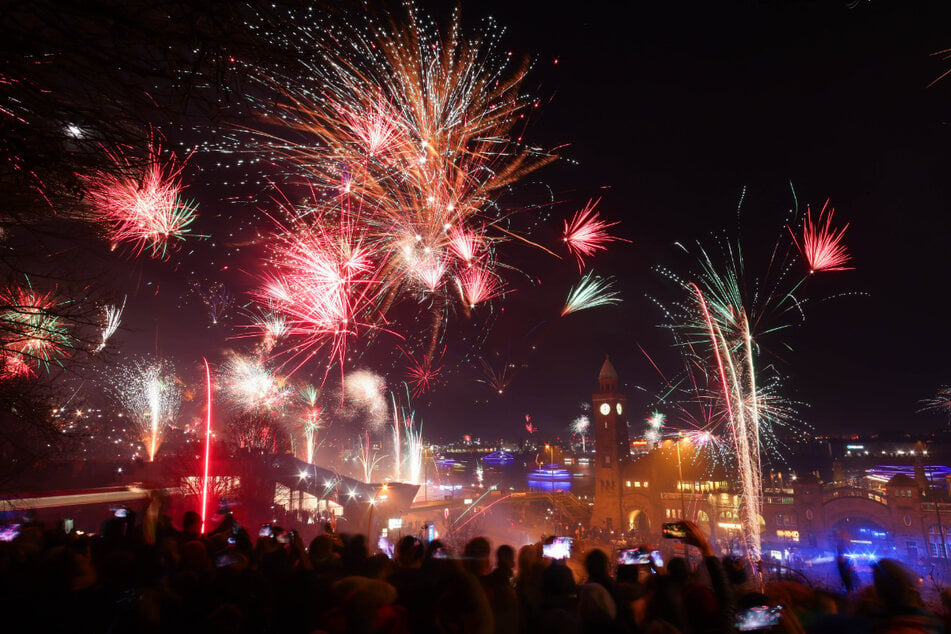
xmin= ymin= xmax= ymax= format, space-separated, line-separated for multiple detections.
xmin=0 ymin=524 xmax=20 ymax=542
xmin=735 ymin=605 xmax=782 ymax=631
xmin=542 ymin=536 xmax=572 ymax=560
xmin=617 ymin=548 xmax=652 ymax=565
xmin=661 ymin=522 xmax=687 ymax=539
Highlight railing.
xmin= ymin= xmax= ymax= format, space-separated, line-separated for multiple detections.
xmin=821 ymin=487 xmax=888 ymax=506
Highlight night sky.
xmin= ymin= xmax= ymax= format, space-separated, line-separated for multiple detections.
xmin=92 ymin=0 xmax=951 ymax=440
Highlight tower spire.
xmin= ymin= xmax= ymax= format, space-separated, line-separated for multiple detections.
xmin=599 ymin=354 xmax=618 ymax=393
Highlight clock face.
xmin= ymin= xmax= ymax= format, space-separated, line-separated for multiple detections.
xmin=599 ymin=403 xmax=611 ymax=416
xmin=616 ymin=403 xmax=623 ymax=415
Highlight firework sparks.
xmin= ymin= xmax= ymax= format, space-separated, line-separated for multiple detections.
xmin=920 ymin=386 xmax=951 ymax=418
xmin=344 ymin=370 xmax=388 ymax=430
xmin=95 ymin=297 xmax=125 ymax=353
xmin=357 ymin=430 xmax=386 ymax=484
xmin=0 ymin=284 xmax=71 ymax=378
xmin=478 ymin=355 xmax=513 ymax=394
xmin=221 ymin=354 xmax=290 ymax=412
xmin=81 ymin=139 xmax=198 ymax=258
xmin=457 ymin=266 xmax=504 ymax=308
xmin=789 ymin=200 xmax=852 ymax=273
xmin=297 ymin=384 xmax=323 ymax=464
xmin=257 ymin=200 xmax=382 ymax=377
xmin=242 ymin=3 xmax=555 ymax=378
xmin=572 ymin=415 xmax=590 ymax=452
xmin=562 ymin=271 xmax=621 ymax=316
xmin=110 ymin=360 xmax=181 ymax=462
xmin=405 ymin=414 xmax=424 ymax=485
xmin=448 ymin=226 xmax=482 ymax=263
xmin=652 ymin=192 xmax=852 ymax=564
xmin=403 ymin=348 xmax=442 ymax=397
xmin=563 ymin=199 xmax=626 ymax=270
xmin=190 ymin=280 xmax=235 ymax=326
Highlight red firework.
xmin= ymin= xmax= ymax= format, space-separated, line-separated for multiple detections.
xmin=562 ymin=198 xmax=626 ymax=270
xmin=81 ymin=139 xmax=197 ymax=258
xmin=256 ymin=200 xmax=385 ymax=375
xmin=456 ymin=266 xmax=504 ymax=308
xmin=0 ymin=285 xmax=70 ymax=379
xmin=789 ymin=200 xmax=852 ymax=273
xmin=448 ymin=226 xmax=482 ymax=263
xmin=341 ymin=96 xmax=403 ymax=157
xmin=403 ymin=349 xmax=443 ymax=397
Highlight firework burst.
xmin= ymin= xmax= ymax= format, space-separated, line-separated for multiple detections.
xmin=562 ymin=271 xmax=621 ymax=316
xmin=243 ymin=3 xmax=555 ymax=379
xmin=0 ymin=284 xmax=71 ymax=378
xmin=572 ymin=415 xmax=590 ymax=452
xmin=110 ymin=360 xmax=181 ymax=461
xmin=81 ymin=139 xmax=198 ymax=258
xmin=403 ymin=347 xmax=443 ymax=397
xmin=563 ymin=199 xmax=626 ymax=270
xmin=788 ymin=200 xmax=852 ymax=273
xmin=652 ymin=191 xmax=852 ymax=563
xmin=221 ymin=354 xmax=290 ymax=412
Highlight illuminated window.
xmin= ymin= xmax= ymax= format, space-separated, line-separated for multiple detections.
xmin=626 ymin=481 xmax=631 ymax=487
xmin=634 ymin=481 xmax=641 ymax=488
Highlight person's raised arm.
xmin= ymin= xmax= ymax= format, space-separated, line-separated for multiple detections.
xmin=680 ymin=520 xmax=735 ymax=632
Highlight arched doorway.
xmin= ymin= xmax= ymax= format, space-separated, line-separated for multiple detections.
xmin=697 ymin=509 xmax=711 ymax=531
xmin=831 ymin=517 xmax=894 ymax=563
xmin=627 ymin=509 xmax=650 ymax=534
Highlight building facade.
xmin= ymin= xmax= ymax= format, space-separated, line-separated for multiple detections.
xmin=590 ymin=360 xmax=951 ymax=564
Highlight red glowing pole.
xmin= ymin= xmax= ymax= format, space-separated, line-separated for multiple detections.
xmin=200 ymin=358 xmax=213 ymax=534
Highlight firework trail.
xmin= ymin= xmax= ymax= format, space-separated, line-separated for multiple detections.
xmin=221 ymin=354 xmax=290 ymax=412
xmin=563 ymin=199 xmax=627 ymax=270
xmin=298 ymin=384 xmax=323 ymax=464
xmin=390 ymin=394 xmax=402 ymax=482
xmin=357 ymin=430 xmax=386 ymax=484
xmin=201 ymin=358 xmax=214 ymax=533
xmin=81 ymin=138 xmax=197 ymax=258
xmin=388 ymin=388 xmax=425 ymax=483
xmin=0 ymin=283 xmax=72 ymax=378
xmin=110 ymin=360 xmax=181 ymax=461
xmin=478 ymin=354 xmax=513 ymax=394
xmin=243 ymin=3 xmax=555 ymax=379
xmin=652 ymin=192 xmax=853 ymax=564
xmin=405 ymin=413 xmax=424 ymax=485
xmin=95 ymin=297 xmax=125 ymax=353
xmin=788 ymin=200 xmax=852 ymax=274
xmin=562 ymin=271 xmax=622 ymax=316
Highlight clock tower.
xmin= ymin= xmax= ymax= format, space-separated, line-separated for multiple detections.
xmin=591 ymin=355 xmax=630 ymax=532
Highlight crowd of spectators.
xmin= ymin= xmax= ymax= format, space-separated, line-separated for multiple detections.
xmin=0 ymin=510 xmax=948 ymax=633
